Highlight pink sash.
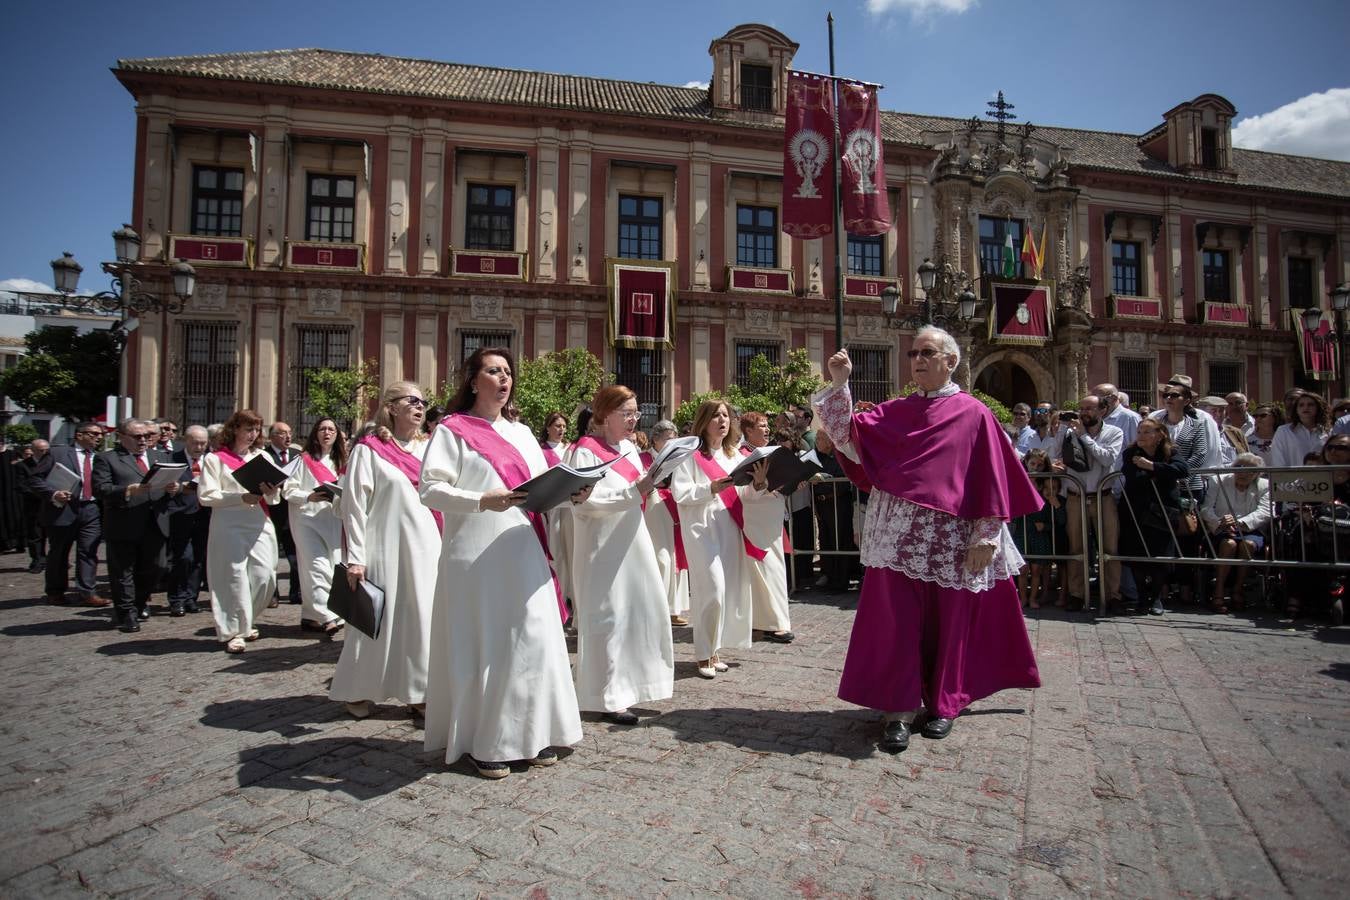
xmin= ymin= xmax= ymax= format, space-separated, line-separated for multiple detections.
xmin=443 ymin=414 xmax=567 ymax=624
xmin=576 ymin=436 xmax=644 ymax=511
xmin=642 ymin=453 xmax=688 ymax=572
xmin=541 ymin=443 xmax=561 ymax=468
xmin=693 ymin=449 xmax=767 ymax=562
xmin=215 ymin=446 xmax=271 ymax=520
xmin=301 ymin=453 xmax=338 ymax=487
xmin=356 ymin=436 xmax=444 ymax=535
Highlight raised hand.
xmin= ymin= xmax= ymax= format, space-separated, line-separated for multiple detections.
xmin=827 ymin=348 xmax=852 ymax=388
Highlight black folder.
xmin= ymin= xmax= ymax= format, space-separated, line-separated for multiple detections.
xmin=228 ymin=453 xmax=303 ymax=495
xmin=329 ymin=564 xmax=387 ymax=640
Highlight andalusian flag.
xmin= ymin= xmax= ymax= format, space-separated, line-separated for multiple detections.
xmin=1002 ymin=229 xmax=1017 ymax=278
xmin=1020 ymin=228 xmax=1040 ymax=279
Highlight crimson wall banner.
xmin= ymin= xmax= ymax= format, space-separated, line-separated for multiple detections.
xmin=781 ymin=71 xmax=835 ymax=239
xmin=838 ymin=81 xmax=890 ymax=236
xmin=1292 ymin=309 xmax=1340 ymax=381
xmin=988 ymin=282 xmax=1053 ymax=346
xmin=607 ymin=259 xmax=676 ymax=349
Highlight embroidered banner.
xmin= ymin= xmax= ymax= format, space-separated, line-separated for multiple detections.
xmin=1202 ymin=302 xmax=1250 ymax=326
xmin=844 ymin=275 xmax=899 ymax=300
xmin=988 ymin=282 xmax=1053 ymax=346
xmin=1108 ymin=295 xmax=1163 ymax=320
xmin=169 ymin=235 xmax=252 ymax=267
xmin=1292 ymin=309 xmax=1339 ymax=381
xmin=607 ymin=259 xmax=675 ymax=349
xmin=781 ymin=71 xmax=835 ymax=239
xmin=838 ymin=81 xmax=889 ymax=236
xmin=727 ymin=266 xmax=793 ymax=295
xmin=288 ymin=241 xmax=363 ymax=271
xmin=451 ymin=249 xmax=525 ymax=280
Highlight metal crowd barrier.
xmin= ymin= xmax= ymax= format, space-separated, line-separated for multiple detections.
xmin=1015 ymin=471 xmax=1094 ymax=609
xmin=1095 ymin=463 xmax=1350 ymax=615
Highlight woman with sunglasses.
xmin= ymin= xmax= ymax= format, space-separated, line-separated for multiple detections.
xmin=1247 ymin=405 xmax=1282 ymax=466
xmin=330 ymin=382 xmax=441 ymax=721
xmin=282 ymin=418 xmax=347 ymax=637
xmin=568 ymin=385 xmax=673 ymax=725
xmin=1272 ymin=392 xmax=1331 ymax=469
xmin=814 ymin=326 xmax=1041 ymax=752
xmin=420 ymin=348 xmax=585 ymax=779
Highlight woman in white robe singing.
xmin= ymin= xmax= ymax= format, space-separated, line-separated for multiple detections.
xmin=283 ymin=417 xmax=346 ymax=637
xmin=640 ymin=420 xmax=691 ymax=626
xmin=739 ymin=411 xmax=796 ymax=644
xmin=420 ymin=347 xmax=585 ymax=779
xmin=200 ymin=409 xmax=280 ymax=654
xmin=570 ymin=386 xmax=674 ymax=725
xmin=671 ymin=399 xmax=771 ymax=679
xmin=330 ymin=382 xmax=441 ymax=720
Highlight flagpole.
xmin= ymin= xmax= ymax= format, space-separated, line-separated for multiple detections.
xmin=828 ymin=13 xmax=845 ymax=351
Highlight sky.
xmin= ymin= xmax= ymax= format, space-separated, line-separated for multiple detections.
xmin=2 ymin=0 xmax=1347 ymax=292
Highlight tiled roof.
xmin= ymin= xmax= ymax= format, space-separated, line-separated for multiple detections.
xmin=116 ymin=49 xmax=1350 ymax=201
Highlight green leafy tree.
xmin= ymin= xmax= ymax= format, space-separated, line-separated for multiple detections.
xmin=303 ymin=359 xmax=380 ymax=433
xmin=511 ymin=347 xmax=605 ymax=439
xmin=3 ymin=423 xmax=39 ymax=445
xmin=898 ymin=381 xmax=1012 ymax=424
xmin=726 ymin=348 xmax=824 ymax=418
xmin=673 ymin=390 xmax=726 ymax=433
xmin=0 ymin=326 xmax=119 ymax=421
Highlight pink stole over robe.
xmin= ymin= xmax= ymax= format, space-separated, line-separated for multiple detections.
xmin=693 ymin=449 xmax=767 ymax=562
xmin=540 ymin=443 xmax=561 ymax=468
xmin=301 ymin=452 xmax=337 ymax=487
xmin=575 ymin=436 xmax=644 ymax=510
xmin=442 ymin=414 xmax=568 ymax=624
xmin=215 ymin=446 xmax=271 ymax=520
xmin=356 ymin=435 xmax=443 ymax=535
xmin=641 ymin=450 xmax=687 ymax=571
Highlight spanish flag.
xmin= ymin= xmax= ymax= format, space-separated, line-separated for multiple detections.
xmin=1020 ymin=228 xmax=1039 ymax=279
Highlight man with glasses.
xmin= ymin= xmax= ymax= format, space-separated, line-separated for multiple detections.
xmin=154 ymin=418 xmax=179 ymax=454
xmin=34 ymin=426 xmax=108 ymax=606
xmin=264 ymin=422 xmax=302 ymax=606
xmin=93 ymin=418 xmax=185 ymax=632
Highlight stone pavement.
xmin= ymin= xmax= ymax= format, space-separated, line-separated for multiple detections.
xmin=1 ymin=556 xmax=1347 ymax=899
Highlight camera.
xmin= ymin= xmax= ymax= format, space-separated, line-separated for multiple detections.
xmin=1060 ymin=411 xmax=1078 ymax=420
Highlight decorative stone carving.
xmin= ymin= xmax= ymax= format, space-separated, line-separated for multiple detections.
xmin=307 ymin=287 xmax=341 ymax=315
xmin=1123 ymin=332 xmax=1148 ymax=353
xmin=856 ymin=315 xmax=884 ymax=338
xmin=194 ymin=283 xmax=228 ymax=311
xmin=470 ymin=295 xmax=505 ymax=321
xmin=1214 ymin=338 xmax=1237 ymax=358
xmin=744 ymin=308 xmax=774 ymax=332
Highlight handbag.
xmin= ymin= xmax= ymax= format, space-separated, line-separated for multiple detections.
xmin=1061 ymin=430 xmax=1090 ymax=472
xmin=329 ymin=564 xmax=387 ymax=640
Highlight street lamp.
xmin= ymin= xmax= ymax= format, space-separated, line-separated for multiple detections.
xmin=880 ymin=257 xmax=979 ymax=330
xmin=49 ymin=226 xmax=196 ymax=316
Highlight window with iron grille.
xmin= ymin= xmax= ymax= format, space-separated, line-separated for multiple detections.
xmin=459 ymin=331 xmax=513 ymax=372
xmin=293 ymin=325 xmax=352 ymax=436
xmin=740 ymin=64 xmax=773 ymax=111
xmin=1287 ymin=256 xmax=1315 ymax=310
xmin=736 ymin=205 xmax=777 ymax=268
xmin=1202 ymin=249 xmax=1231 ymax=301
xmin=734 ymin=341 xmax=780 ymax=389
xmin=978 ymin=216 xmax=1024 ymax=278
xmin=1207 ymin=362 xmax=1242 ymax=398
xmin=614 ymin=348 xmax=666 ymax=430
xmin=847 ymin=233 xmax=884 ymax=276
xmin=305 ymin=174 xmax=356 ymax=242
xmin=1112 ymin=240 xmax=1142 ymax=296
xmin=618 ymin=195 xmax=662 ymax=260
xmin=192 ymin=166 xmax=244 ymax=237
xmin=466 ymin=184 xmax=515 ymax=251
xmin=1115 ymin=357 xmax=1153 ymax=410
xmin=180 ymin=322 xmax=238 ymax=427
xmin=849 ymin=345 xmax=892 ymax=404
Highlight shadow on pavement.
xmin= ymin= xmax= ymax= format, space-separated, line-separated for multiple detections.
xmin=2 ymin=617 xmax=114 ymax=637
xmin=788 ymin=588 xmax=859 ymax=610
xmin=0 ymin=596 xmax=49 ymax=611
xmin=646 ymin=706 xmax=879 ymax=759
xmin=237 ymin=736 xmax=426 ymax=799
xmin=202 ymin=693 xmax=350 ymax=737
xmin=1320 ymin=662 xmax=1350 ymax=681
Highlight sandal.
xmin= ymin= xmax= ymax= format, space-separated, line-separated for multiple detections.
xmin=225 ymin=637 xmax=246 ymax=654
xmin=244 ymin=629 xmax=261 ymax=642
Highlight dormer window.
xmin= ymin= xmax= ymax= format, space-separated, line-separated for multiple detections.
xmin=1201 ymin=128 xmax=1219 ymax=169
xmin=741 ymin=64 xmax=773 ymax=111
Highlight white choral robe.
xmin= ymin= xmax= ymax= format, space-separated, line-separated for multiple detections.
xmin=329 ymin=439 xmax=439 ymax=706
xmin=671 ymin=448 xmax=758 ymax=660
xmin=569 ymin=439 xmax=674 ymax=712
xmin=743 ymin=490 xmax=792 ymax=634
xmin=282 ymin=453 xmax=343 ymax=625
xmin=199 ymin=450 xmax=278 ymax=642
xmin=643 ymin=492 xmax=690 ymax=616
xmin=541 ymin=441 xmax=576 ymax=603
xmin=419 ymin=418 xmax=582 ymax=764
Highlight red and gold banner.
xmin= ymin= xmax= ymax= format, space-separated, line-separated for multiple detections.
xmin=838 ymin=81 xmax=890 ymax=236
xmin=781 ymin=71 xmax=835 ymax=239
xmin=168 ymin=235 xmax=252 ymax=267
xmin=1108 ymin=296 xmax=1163 ymax=320
xmin=287 ymin=241 xmax=363 ymax=271
xmin=988 ymin=282 xmax=1052 ymax=346
xmin=844 ymin=275 xmax=899 ymax=300
xmin=1292 ymin=309 xmax=1340 ymax=381
xmin=1201 ymin=301 xmax=1250 ymax=326
xmin=727 ymin=266 xmax=794 ymax=295
xmin=608 ymin=259 xmax=676 ymax=349
xmin=450 ymin=249 xmax=525 ymax=280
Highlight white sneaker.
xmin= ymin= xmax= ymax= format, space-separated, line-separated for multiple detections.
xmin=696 ymin=664 xmax=716 ymax=679
xmin=345 ymin=701 xmax=372 ymax=719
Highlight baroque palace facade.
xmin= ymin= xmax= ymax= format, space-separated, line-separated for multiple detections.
xmin=111 ymin=23 xmax=1350 ymax=431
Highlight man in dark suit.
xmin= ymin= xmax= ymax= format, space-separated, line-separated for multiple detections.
xmin=18 ymin=439 xmax=51 ymax=573
xmin=166 ymin=425 xmax=211 ymax=615
xmin=30 ymin=428 xmax=108 ymax=606
xmin=264 ymin=421 xmax=301 ymax=606
xmin=93 ymin=418 xmax=184 ymax=632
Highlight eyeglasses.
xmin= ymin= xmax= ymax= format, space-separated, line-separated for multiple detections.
xmin=125 ymin=432 xmax=154 ymax=441
xmin=1162 ymin=392 xmax=1184 ymax=400
xmin=77 ymin=430 xmax=102 ymax=437
xmin=906 ymin=347 xmax=943 ymax=359
xmin=162 ymin=426 xmax=177 ymax=432
xmin=393 ymin=395 xmax=427 ymax=408
xmin=619 ymin=411 xmax=641 ymax=421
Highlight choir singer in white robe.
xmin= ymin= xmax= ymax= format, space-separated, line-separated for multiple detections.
xmin=570 ymin=386 xmax=674 ymax=725
xmin=200 ymin=410 xmax=279 ymax=654
xmin=283 ymin=417 xmax=346 ymax=637
xmin=671 ymin=399 xmax=771 ymax=679
xmin=640 ymin=420 xmax=690 ymax=626
xmin=739 ymin=411 xmax=796 ymax=644
xmin=330 ymin=382 xmax=441 ymax=720
xmin=420 ymin=347 xmax=586 ymax=780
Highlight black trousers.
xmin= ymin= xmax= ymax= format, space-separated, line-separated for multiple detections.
xmin=105 ymin=531 xmax=167 ymax=615
xmin=168 ymin=512 xmax=210 ymax=604
xmin=44 ymin=501 xmax=102 ymax=597
xmin=24 ymin=499 xmax=47 ymax=565
xmin=276 ymin=525 xmax=301 ymax=601
xmin=789 ymin=506 xmax=816 ymax=582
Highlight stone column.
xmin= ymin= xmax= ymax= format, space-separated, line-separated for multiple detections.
xmin=420 ymin=120 xmax=449 ymax=276
xmin=384 ymin=118 xmax=413 ymax=274
xmin=535 ymin=126 xmax=560 ymax=282
xmin=567 ymin=129 xmax=592 ymax=284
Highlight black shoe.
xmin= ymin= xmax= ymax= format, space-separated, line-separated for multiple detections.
xmin=920 ymin=717 xmax=953 ymax=740
xmin=183 ymin=599 xmax=200 ymax=614
xmin=288 ymin=595 xmax=302 ymax=605
xmin=119 ymin=613 xmax=141 ymax=634
xmin=27 ymin=561 xmax=44 ymax=573
xmin=471 ymin=757 xmax=510 ymax=779
xmin=879 ymin=720 xmax=910 ymax=753
xmin=1149 ymin=598 xmax=1165 ymax=616
xmin=603 ymin=710 xmax=640 ymax=726
xmin=169 ymin=603 xmax=185 ymax=618
xmin=138 ymin=608 xmax=151 ymax=621
xmin=763 ymin=630 xmax=796 ymax=644
xmin=529 ymin=748 xmax=558 ymax=767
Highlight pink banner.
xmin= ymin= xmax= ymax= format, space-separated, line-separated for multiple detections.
xmin=989 ymin=283 xmax=1052 ymax=345
xmin=782 ymin=71 xmax=836 ymax=239
xmin=1295 ymin=312 xmax=1340 ymax=381
xmin=610 ymin=262 xmax=674 ymax=348
xmin=838 ymin=82 xmax=890 ymax=236
xmin=729 ymin=267 xmax=792 ymax=294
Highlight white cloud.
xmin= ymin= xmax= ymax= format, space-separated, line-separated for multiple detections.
xmin=1232 ymin=88 xmax=1350 ymax=162
xmin=683 ymin=80 xmax=710 ymax=90
xmin=0 ymin=278 xmax=56 ymax=295
xmin=866 ymin=0 xmax=978 ymax=17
